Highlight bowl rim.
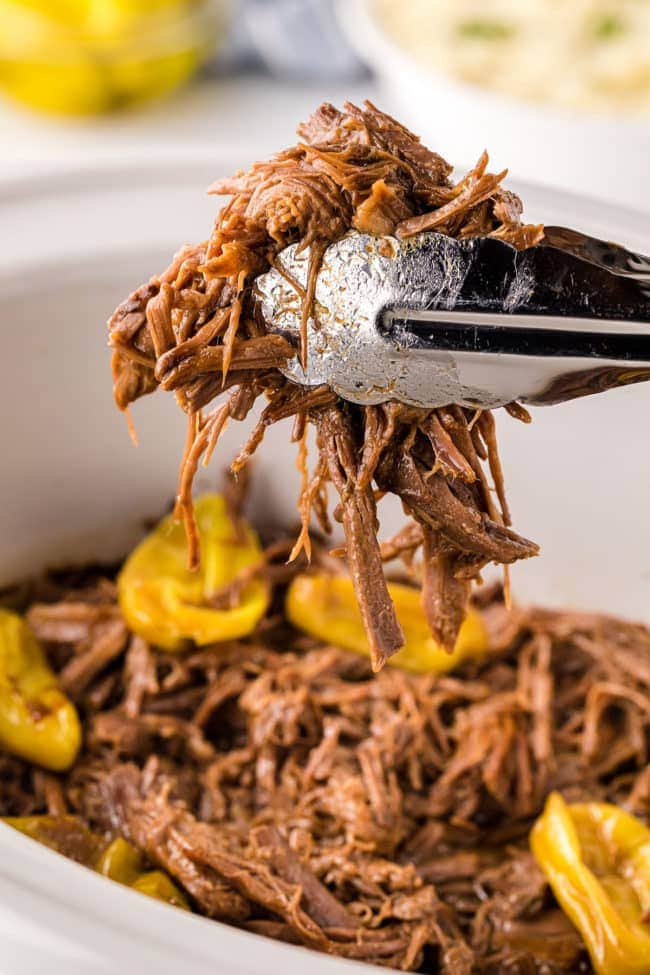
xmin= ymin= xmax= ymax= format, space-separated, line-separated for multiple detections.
xmin=337 ymin=0 xmax=650 ymax=126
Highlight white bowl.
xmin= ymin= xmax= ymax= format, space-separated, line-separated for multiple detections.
xmin=338 ymin=0 xmax=650 ymax=213
xmin=1 ymin=161 xmax=650 ymax=973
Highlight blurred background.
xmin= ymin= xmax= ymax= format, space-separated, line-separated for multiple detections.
xmin=1 ymin=0 xmax=649 ymax=209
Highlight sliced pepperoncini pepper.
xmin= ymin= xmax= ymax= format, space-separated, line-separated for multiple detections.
xmin=96 ymin=836 xmax=144 ymax=885
xmin=286 ymin=573 xmax=488 ymax=674
xmin=531 ymin=792 xmax=650 ymax=975
xmin=0 ymin=609 xmax=81 ymax=770
xmin=131 ymin=870 xmax=190 ymax=909
xmin=118 ymin=494 xmax=269 ymax=650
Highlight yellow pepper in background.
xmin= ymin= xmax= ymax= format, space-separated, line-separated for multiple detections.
xmin=84 ymin=0 xmax=199 ymax=40
xmin=118 ymin=494 xmax=269 ymax=651
xmin=286 ymin=573 xmax=488 ymax=674
xmin=0 ymin=0 xmax=217 ymax=115
xmin=0 ymin=609 xmax=81 ymax=771
xmin=531 ymin=792 xmax=650 ymax=975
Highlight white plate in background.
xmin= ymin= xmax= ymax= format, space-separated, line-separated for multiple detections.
xmin=339 ymin=0 xmax=650 ymax=213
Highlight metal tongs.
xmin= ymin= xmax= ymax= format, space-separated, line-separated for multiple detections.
xmin=255 ymin=226 xmax=650 ymax=408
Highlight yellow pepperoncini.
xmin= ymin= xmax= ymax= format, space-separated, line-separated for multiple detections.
xmin=97 ymin=836 xmax=189 ymax=909
xmin=531 ymin=792 xmax=650 ymax=975
xmin=118 ymin=494 xmax=269 ymax=651
xmin=131 ymin=870 xmax=190 ymax=909
xmin=0 ymin=609 xmax=81 ymax=771
xmin=286 ymin=573 xmax=488 ymax=674
xmin=96 ymin=836 xmax=144 ymax=885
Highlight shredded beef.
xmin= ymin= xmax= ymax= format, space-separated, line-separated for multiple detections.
xmin=107 ymin=100 xmax=544 ymax=662
xmin=3 ymin=555 xmax=650 ymax=973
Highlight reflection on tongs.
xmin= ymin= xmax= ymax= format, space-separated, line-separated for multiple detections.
xmin=255 ymin=226 xmax=650 ymax=408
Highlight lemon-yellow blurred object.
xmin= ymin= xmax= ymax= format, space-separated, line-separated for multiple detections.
xmin=531 ymin=792 xmax=650 ymax=975
xmin=132 ymin=870 xmax=190 ymax=909
xmin=97 ymin=836 xmax=189 ymax=907
xmin=3 ymin=815 xmax=103 ymax=865
xmin=286 ymin=573 xmax=488 ymax=674
xmin=0 ymin=609 xmax=81 ymax=770
xmin=118 ymin=493 xmax=269 ymax=651
xmin=0 ymin=0 xmax=228 ymax=115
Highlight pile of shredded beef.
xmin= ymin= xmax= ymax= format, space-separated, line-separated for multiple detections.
xmin=2 ymin=544 xmax=649 ymax=974
xmin=107 ymin=101 xmax=545 ymax=669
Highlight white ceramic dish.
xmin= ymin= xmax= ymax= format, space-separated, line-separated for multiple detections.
xmin=338 ymin=0 xmax=650 ymax=213
xmin=1 ymin=161 xmax=650 ymax=974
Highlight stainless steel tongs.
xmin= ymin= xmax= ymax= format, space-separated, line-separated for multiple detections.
xmin=254 ymin=226 xmax=650 ymax=408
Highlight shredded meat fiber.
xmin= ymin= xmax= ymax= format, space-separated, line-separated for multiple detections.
xmin=3 ymin=557 xmax=650 ymax=973
xmin=107 ymin=101 xmax=544 ymax=669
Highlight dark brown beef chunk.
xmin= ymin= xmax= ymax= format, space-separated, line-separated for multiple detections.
xmin=296 ymin=102 xmax=350 ymax=145
xmin=315 ymin=405 xmax=404 ymax=669
xmin=250 ymin=825 xmax=357 ymax=931
xmin=98 ymin=764 xmax=251 ymax=922
xmin=420 ymin=529 xmax=472 ymax=651
xmin=472 ymin=853 xmax=589 ymax=971
xmin=375 ymin=441 xmax=539 ymax=564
